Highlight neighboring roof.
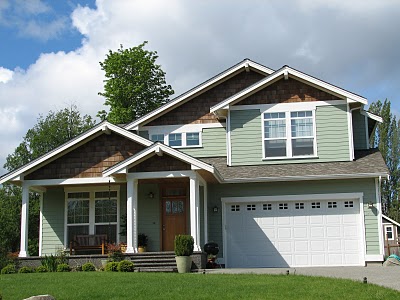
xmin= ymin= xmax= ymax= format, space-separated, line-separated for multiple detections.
xmin=200 ymin=149 xmax=388 ymax=183
xmin=0 ymin=121 xmax=153 ymax=184
xmin=210 ymin=65 xmax=368 ymax=113
xmin=382 ymin=215 xmax=400 ymax=227
xmin=103 ymin=142 xmax=223 ymax=182
xmin=124 ymin=59 xmax=274 ymax=130
xmin=361 ymin=110 xmax=383 ymax=123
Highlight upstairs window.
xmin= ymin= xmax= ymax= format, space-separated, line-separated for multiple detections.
xmin=150 ymin=134 xmax=164 ymax=143
xmin=169 ymin=133 xmax=182 ymax=147
xmin=150 ymin=132 xmax=201 ymax=148
xmin=186 ymin=132 xmax=200 ymax=146
xmin=263 ymin=110 xmax=315 ymax=159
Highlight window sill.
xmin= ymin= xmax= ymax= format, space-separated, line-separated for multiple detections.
xmin=171 ymin=145 xmax=203 ymax=149
xmin=262 ymin=155 xmax=319 ymax=161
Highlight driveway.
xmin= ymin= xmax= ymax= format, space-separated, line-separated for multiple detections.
xmin=206 ymin=266 xmax=400 ymax=291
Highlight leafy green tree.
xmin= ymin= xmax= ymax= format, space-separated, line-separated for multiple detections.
xmin=369 ymin=99 xmax=400 ymax=220
xmin=98 ymin=42 xmax=174 ymax=124
xmin=0 ymin=105 xmax=95 ymax=261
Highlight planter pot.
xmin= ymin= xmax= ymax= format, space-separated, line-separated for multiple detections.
xmin=138 ymin=246 xmax=146 ymax=253
xmin=101 ymin=259 xmax=108 ymax=268
xmin=175 ymin=256 xmax=192 ymax=273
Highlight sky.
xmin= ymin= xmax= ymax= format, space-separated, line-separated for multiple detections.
xmin=0 ymin=0 xmax=399 ymax=176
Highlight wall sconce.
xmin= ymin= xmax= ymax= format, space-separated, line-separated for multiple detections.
xmin=213 ymin=206 xmax=219 ymax=213
xmin=368 ymin=202 xmax=374 ymax=208
xmin=148 ymin=192 xmax=154 ymax=199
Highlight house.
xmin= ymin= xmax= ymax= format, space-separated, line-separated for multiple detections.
xmin=382 ymin=214 xmax=400 ymax=256
xmin=0 ymin=59 xmax=389 ymax=268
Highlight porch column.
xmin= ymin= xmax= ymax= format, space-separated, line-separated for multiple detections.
xmin=126 ymin=176 xmax=138 ymax=253
xmin=203 ymin=183 xmax=208 ymax=244
xmin=190 ymin=174 xmax=201 ymax=251
xmin=19 ymin=183 xmax=30 ymax=257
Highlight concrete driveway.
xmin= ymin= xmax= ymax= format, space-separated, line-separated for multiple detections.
xmin=205 ymin=266 xmax=400 ymax=291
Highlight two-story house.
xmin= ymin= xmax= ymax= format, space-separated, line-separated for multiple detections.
xmin=0 ymin=59 xmax=388 ymax=268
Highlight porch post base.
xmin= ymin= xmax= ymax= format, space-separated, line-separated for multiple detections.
xmin=194 ymin=244 xmax=201 ymax=252
xmin=19 ymin=251 xmax=29 ymax=258
xmin=125 ymin=247 xmax=137 ymax=254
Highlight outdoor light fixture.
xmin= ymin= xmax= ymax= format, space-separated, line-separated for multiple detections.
xmin=368 ymin=202 xmax=374 ymax=208
xmin=148 ymin=192 xmax=154 ymax=199
xmin=213 ymin=206 xmax=219 ymax=213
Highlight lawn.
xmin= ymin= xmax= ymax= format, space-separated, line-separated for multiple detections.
xmin=0 ymin=272 xmax=399 ymax=300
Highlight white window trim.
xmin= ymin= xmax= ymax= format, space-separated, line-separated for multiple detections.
xmin=64 ymin=186 xmax=120 ymax=248
xmin=385 ymin=225 xmax=394 ymax=241
xmin=150 ymin=131 xmax=203 ymax=148
xmin=261 ymin=109 xmax=317 ymax=160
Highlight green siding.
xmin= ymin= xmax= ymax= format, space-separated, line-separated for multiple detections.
xmin=207 ymin=178 xmax=379 ymax=257
xmin=41 ymin=188 xmax=64 ymax=255
xmin=139 ymin=131 xmax=149 ymax=139
xmin=352 ymin=111 xmax=368 ymax=150
xmin=230 ymin=105 xmax=350 ymax=165
xmin=180 ymin=127 xmax=227 ymax=158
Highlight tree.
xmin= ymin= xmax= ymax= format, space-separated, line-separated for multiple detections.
xmin=98 ymin=42 xmax=174 ymax=124
xmin=369 ymin=99 xmax=400 ymax=220
xmin=0 ymin=105 xmax=95 ymax=262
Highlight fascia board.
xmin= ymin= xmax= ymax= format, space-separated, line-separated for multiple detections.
xmin=382 ymin=214 xmax=400 ymax=228
xmin=0 ymin=121 xmax=152 ymax=185
xmin=361 ymin=110 xmax=383 ymax=123
xmin=124 ymin=60 xmax=274 ymax=130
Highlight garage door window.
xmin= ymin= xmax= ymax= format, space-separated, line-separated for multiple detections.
xmin=263 ymin=203 xmax=272 ymax=210
xmin=231 ymin=205 xmax=240 ymax=212
xmin=328 ymin=201 xmax=337 ymax=208
xmin=247 ymin=204 xmax=256 ymax=211
xmin=279 ymin=203 xmax=288 ymax=210
xmin=311 ymin=202 xmax=321 ymax=209
xmin=295 ymin=202 xmax=304 ymax=209
xmin=344 ymin=201 xmax=354 ymax=208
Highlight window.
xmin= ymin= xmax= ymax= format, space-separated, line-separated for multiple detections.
xmin=231 ymin=205 xmax=240 ymax=212
xmin=151 ymin=134 xmax=164 ymax=143
xmin=344 ymin=201 xmax=354 ymax=208
xmin=311 ymin=202 xmax=321 ymax=209
xmin=263 ymin=110 xmax=315 ymax=158
xmin=263 ymin=203 xmax=272 ymax=210
xmin=328 ymin=201 xmax=337 ymax=208
xmin=66 ymin=189 xmax=119 ymax=248
xmin=295 ymin=202 xmax=304 ymax=209
xmin=169 ymin=133 xmax=182 ymax=147
xmin=247 ymin=204 xmax=256 ymax=211
xmin=385 ymin=226 xmax=394 ymax=240
xmin=186 ymin=132 xmax=200 ymax=146
xmin=279 ymin=203 xmax=288 ymax=210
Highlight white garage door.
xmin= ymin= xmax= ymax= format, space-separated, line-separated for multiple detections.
xmin=225 ymin=199 xmax=364 ymax=268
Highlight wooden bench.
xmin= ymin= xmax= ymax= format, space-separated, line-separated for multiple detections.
xmin=69 ymin=234 xmax=107 ymax=255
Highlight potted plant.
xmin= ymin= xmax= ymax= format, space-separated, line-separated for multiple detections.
xmin=174 ymin=235 xmax=194 ymax=273
xmin=138 ymin=233 xmax=148 ymax=253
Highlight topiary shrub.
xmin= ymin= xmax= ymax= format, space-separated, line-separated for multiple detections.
xmin=57 ymin=263 xmax=71 ymax=272
xmin=105 ymin=262 xmax=119 ymax=272
xmin=1 ymin=264 xmax=16 ymax=275
xmin=18 ymin=266 xmax=34 ymax=273
xmin=174 ymin=235 xmax=194 ymax=256
xmin=36 ymin=265 xmax=48 ymax=273
xmin=82 ymin=262 xmax=96 ymax=272
xmin=117 ymin=260 xmax=134 ymax=272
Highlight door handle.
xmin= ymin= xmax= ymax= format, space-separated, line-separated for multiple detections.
xmin=162 ymin=224 xmax=166 ymax=231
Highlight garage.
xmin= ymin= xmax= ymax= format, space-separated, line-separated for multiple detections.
xmin=223 ymin=194 xmax=365 ymax=268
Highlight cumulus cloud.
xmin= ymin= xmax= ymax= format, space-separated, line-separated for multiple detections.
xmin=0 ymin=0 xmax=399 ymax=174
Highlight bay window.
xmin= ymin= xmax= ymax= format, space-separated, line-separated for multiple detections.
xmin=263 ymin=110 xmax=316 ymax=159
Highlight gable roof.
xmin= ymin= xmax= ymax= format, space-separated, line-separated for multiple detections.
xmin=382 ymin=215 xmax=400 ymax=227
xmin=103 ymin=142 xmax=223 ymax=182
xmin=0 ymin=121 xmax=153 ymax=184
xmin=124 ymin=59 xmax=274 ymax=130
xmin=210 ymin=65 xmax=368 ymax=114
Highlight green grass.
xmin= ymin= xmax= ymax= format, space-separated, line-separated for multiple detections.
xmin=0 ymin=272 xmax=399 ymax=299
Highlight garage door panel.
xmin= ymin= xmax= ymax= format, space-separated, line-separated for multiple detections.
xmin=277 ymin=228 xmax=291 ymax=238
xmin=326 ymin=215 xmax=341 ymax=223
xmin=310 ymin=240 xmax=325 ymax=251
xmin=310 ymin=215 xmax=324 ymax=224
xmin=294 ymin=216 xmax=308 ymax=225
xmin=294 ymin=241 xmax=309 ymax=251
xmin=310 ymin=227 xmax=325 ymax=238
xmin=277 ymin=216 xmax=291 ymax=225
xmin=294 ymin=227 xmax=308 ymax=238
xmin=327 ymin=240 xmax=342 ymax=251
xmin=326 ymin=226 xmax=341 ymax=237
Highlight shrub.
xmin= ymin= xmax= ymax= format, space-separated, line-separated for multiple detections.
xmin=107 ymin=244 xmax=124 ymax=262
xmin=105 ymin=262 xmax=119 ymax=272
xmin=1 ymin=264 xmax=16 ymax=275
xmin=57 ymin=263 xmax=71 ymax=272
xmin=118 ymin=260 xmax=134 ymax=272
xmin=18 ymin=266 xmax=34 ymax=273
xmin=174 ymin=235 xmax=194 ymax=256
xmin=36 ymin=265 xmax=48 ymax=273
xmin=82 ymin=262 xmax=96 ymax=272
xmin=40 ymin=255 xmax=58 ymax=272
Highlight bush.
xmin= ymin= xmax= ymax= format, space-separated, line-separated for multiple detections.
xmin=82 ymin=262 xmax=96 ymax=272
xmin=1 ymin=264 xmax=16 ymax=275
xmin=36 ymin=265 xmax=48 ymax=273
xmin=105 ymin=262 xmax=119 ymax=272
xmin=117 ymin=260 xmax=134 ymax=272
xmin=57 ymin=263 xmax=71 ymax=272
xmin=18 ymin=266 xmax=34 ymax=273
xmin=174 ymin=235 xmax=194 ymax=256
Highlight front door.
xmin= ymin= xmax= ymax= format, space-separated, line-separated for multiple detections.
xmin=161 ymin=187 xmax=187 ymax=251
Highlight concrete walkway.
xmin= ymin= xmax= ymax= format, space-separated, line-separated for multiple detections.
xmin=205 ymin=266 xmax=400 ymax=291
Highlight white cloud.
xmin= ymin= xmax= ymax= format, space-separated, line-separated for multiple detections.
xmin=0 ymin=67 xmax=13 ymax=83
xmin=20 ymin=17 xmax=68 ymax=41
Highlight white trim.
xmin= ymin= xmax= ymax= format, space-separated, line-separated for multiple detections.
xmin=227 ymin=110 xmax=232 ymax=166
xmin=19 ymin=183 xmax=30 ymax=257
xmin=382 ymin=214 xmax=400 ymax=228
xmin=25 ymin=177 xmax=126 ymax=187
xmin=38 ymin=192 xmax=43 ymax=256
xmin=210 ymin=66 xmax=368 ymax=113
xmin=359 ymin=192 xmax=367 ymax=266
xmin=125 ymin=59 xmax=274 ymax=130
xmin=143 ymin=122 xmax=225 ymax=134
xmin=364 ymin=115 xmax=370 ymax=149
xmin=131 ymin=170 xmax=195 ymax=180
xmin=231 ymin=100 xmax=346 ymax=112
xmin=384 ymin=225 xmax=395 ymax=241
xmin=376 ymin=178 xmax=384 ymax=256
xmin=361 ymin=110 xmax=383 ymax=123
xmin=365 ymin=254 xmax=384 ymax=262
xmin=203 ymin=182 xmax=208 ymax=244
xmin=0 ymin=121 xmax=152 ymax=185
xmin=190 ymin=175 xmax=201 ymax=251
xmin=347 ymin=104 xmax=355 ymax=161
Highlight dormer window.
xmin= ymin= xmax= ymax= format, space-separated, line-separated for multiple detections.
xmin=169 ymin=133 xmax=182 ymax=147
xmin=263 ymin=110 xmax=316 ymax=159
xmin=150 ymin=132 xmax=202 ymax=148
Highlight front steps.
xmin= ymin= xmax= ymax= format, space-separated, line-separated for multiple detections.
xmin=128 ymin=252 xmax=177 ymax=272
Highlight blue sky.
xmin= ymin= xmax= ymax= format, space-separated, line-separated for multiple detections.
xmin=0 ymin=0 xmax=399 ymax=176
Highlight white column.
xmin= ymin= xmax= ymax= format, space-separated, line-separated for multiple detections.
xmin=203 ymin=183 xmax=208 ymax=244
xmin=19 ymin=183 xmax=30 ymax=257
xmin=38 ymin=192 xmax=43 ymax=257
xmin=190 ymin=175 xmax=201 ymax=251
xmin=126 ymin=176 xmax=138 ymax=253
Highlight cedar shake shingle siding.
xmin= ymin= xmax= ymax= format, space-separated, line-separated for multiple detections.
xmin=25 ymin=133 xmax=146 ymax=180
xmin=128 ymin=154 xmax=191 ymax=172
xmin=146 ymin=70 xmax=265 ymax=126
xmin=237 ymin=78 xmax=340 ymax=105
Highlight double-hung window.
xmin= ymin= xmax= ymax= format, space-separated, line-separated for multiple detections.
xmin=263 ymin=110 xmax=315 ymax=158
